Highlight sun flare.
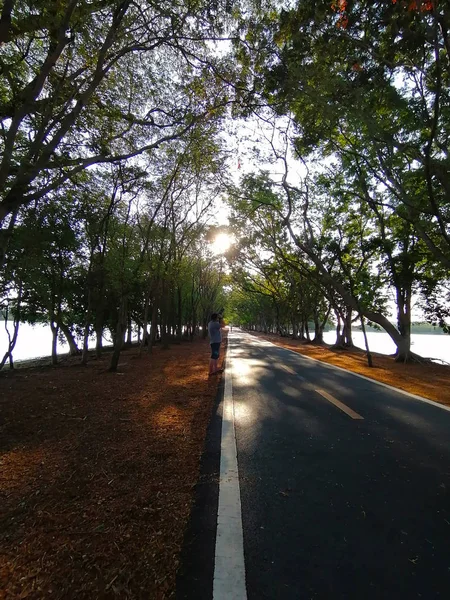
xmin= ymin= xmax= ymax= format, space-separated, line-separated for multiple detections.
xmin=211 ymin=232 xmax=232 ymax=255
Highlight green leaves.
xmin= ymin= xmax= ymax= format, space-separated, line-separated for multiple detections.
xmin=0 ymin=0 xmax=235 ymax=225
xmin=241 ymin=0 xmax=450 ymax=274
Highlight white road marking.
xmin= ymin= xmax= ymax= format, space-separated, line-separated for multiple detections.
xmin=213 ymin=335 xmax=247 ymax=600
xmin=315 ymin=388 xmax=364 ymax=420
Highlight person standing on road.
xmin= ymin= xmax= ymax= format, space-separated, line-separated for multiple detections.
xmin=208 ymin=313 xmax=224 ymax=376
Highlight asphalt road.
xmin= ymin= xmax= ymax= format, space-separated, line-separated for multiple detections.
xmin=231 ymin=330 xmax=450 ymax=600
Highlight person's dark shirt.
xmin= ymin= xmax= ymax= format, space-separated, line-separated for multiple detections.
xmin=208 ymin=320 xmax=222 ymax=344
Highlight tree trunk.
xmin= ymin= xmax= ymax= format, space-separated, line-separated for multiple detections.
xmin=95 ymin=323 xmax=103 ymax=358
xmin=176 ymin=287 xmax=183 ymax=343
xmin=93 ymin=277 xmax=106 ymax=358
xmin=0 ymin=301 xmax=21 ymax=371
xmin=275 ymin=303 xmax=281 ymax=335
xmin=334 ymin=313 xmax=344 ymax=347
xmin=126 ymin=313 xmax=132 ymax=347
xmin=0 ymin=319 xmax=20 ymax=370
xmin=313 ymin=327 xmax=323 ymax=343
xmin=395 ymin=288 xmax=412 ymax=362
xmin=305 ymin=320 xmax=311 ymax=341
xmin=109 ymin=298 xmax=127 ymax=372
xmin=190 ymin=307 xmax=196 ymax=341
xmin=140 ymin=293 xmax=150 ymax=353
xmin=161 ymin=309 xmax=170 ymax=350
xmin=312 ymin=309 xmax=323 ymax=343
xmin=59 ymin=321 xmax=80 ymax=355
xmin=81 ymin=321 xmax=90 ymax=366
xmin=360 ymin=313 xmax=373 ymax=367
xmin=50 ymin=321 xmax=59 ymax=366
xmin=148 ymin=299 xmax=158 ymax=353
xmin=343 ymin=309 xmax=354 ymax=347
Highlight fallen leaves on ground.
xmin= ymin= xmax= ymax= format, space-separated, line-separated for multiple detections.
xmin=0 ymin=337 xmax=224 ymax=600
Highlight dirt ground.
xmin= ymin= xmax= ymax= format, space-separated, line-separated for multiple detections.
xmin=252 ymin=332 xmax=450 ymax=407
xmin=0 ymin=337 xmax=225 ymax=600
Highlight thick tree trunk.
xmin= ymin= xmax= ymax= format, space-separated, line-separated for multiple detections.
xmin=148 ymin=300 xmax=158 ymax=353
xmin=343 ymin=309 xmax=354 ymax=347
xmin=95 ymin=324 xmax=103 ymax=358
xmin=140 ymin=294 xmax=150 ymax=353
xmin=312 ymin=308 xmax=323 ymax=343
xmin=316 ymin=325 xmax=324 ymax=343
xmin=109 ymin=298 xmax=127 ymax=372
xmin=395 ymin=288 xmax=412 ymax=361
xmin=334 ymin=313 xmax=345 ymax=347
xmin=126 ymin=313 xmax=132 ymax=347
xmin=81 ymin=321 xmax=90 ymax=365
xmin=59 ymin=321 xmax=80 ymax=356
xmin=50 ymin=321 xmax=59 ymax=366
xmin=304 ymin=320 xmax=311 ymax=341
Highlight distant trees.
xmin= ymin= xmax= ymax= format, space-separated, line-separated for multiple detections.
xmin=225 ymin=158 xmax=446 ymax=361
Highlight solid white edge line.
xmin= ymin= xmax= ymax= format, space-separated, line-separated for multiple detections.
xmin=247 ymin=333 xmax=450 ymax=414
xmin=213 ymin=333 xmax=247 ymax=600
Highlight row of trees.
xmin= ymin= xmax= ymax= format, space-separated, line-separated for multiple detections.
xmin=1 ymin=128 xmax=228 ymax=370
xmin=0 ymin=0 xmax=241 ymax=369
xmin=224 ymin=0 xmax=449 ymax=362
xmin=1 ymin=0 xmax=449 ymax=368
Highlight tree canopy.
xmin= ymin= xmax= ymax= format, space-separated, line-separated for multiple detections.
xmin=1 ymin=0 xmax=449 ymax=368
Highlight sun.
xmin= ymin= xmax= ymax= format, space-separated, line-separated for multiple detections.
xmin=211 ymin=232 xmax=232 ymax=255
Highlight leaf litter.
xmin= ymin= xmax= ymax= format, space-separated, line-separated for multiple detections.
xmin=0 ymin=337 xmax=224 ymax=599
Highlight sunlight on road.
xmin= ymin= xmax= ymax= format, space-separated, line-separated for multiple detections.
xmin=233 ymin=358 xmax=265 ymax=386
xmin=234 ymin=400 xmax=257 ymax=425
xmin=281 ymin=384 xmax=301 ymax=398
xmin=232 ymin=347 xmax=246 ymax=356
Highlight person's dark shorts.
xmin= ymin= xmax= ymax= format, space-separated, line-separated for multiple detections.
xmin=210 ymin=342 xmax=220 ymax=359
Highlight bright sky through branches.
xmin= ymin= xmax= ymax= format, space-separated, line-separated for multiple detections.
xmin=211 ymin=232 xmax=233 ymax=255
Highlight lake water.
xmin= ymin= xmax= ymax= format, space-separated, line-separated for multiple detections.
xmin=0 ymin=323 xmax=449 ymax=365
xmin=322 ymin=331 xmax=449 ymax=364
xmin=0 ymin=323 xmax=112 ymax=363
